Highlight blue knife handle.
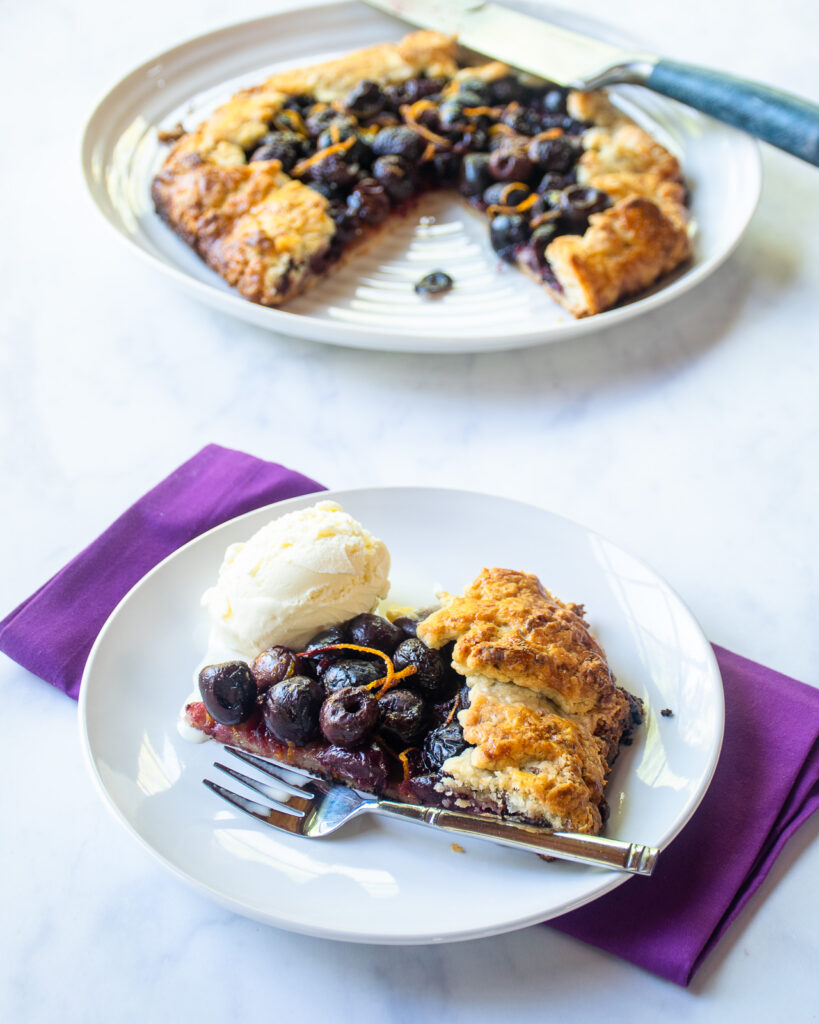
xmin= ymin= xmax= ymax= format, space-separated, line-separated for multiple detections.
xmin=647 ymin=59 xmax=819 ymax=166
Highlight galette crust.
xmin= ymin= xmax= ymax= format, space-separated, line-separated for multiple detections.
xmin=418 ymin=569 xmax=637 ymax=833
xmin=152 ymin=32 xmax=691 ymax=317
xmin=417 ymin=568 xmax=613 ymax=714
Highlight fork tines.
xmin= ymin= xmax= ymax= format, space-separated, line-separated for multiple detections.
xmin=225 ymin=746 xmax=326 ymax=783
xmin=203 ymin=747 xmax=327 ymax=834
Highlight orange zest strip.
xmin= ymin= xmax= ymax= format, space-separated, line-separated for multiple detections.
xmin=530 ymin=210 xmax=561 ymax=229
xmin=406 ymin=98 xmax=437 ymax=120
xmin=407 ymin=121 xmax=452 ymax=149
xmin=398 ymin=748 xmax=417 ymax=782
xmin=486 ymin=192 xmax=539 ymax=218
xmin=275 ymin=108 xmax=307 ymax=136
xmin=444 ymin=694 xmax=461 ymax=727
xmin=373 ymin=665 xmax=417 ymax=698
xmin=420 ymin=141 xmax=436 ymax=163
xmin=531 ymin=127 xmax=564 ymax=141
xmin=373 ymin=735 xmax=417 ymax=782
xmin=400 ymin=100 xmax=452 ymax=149
xmin=291 ymin=135 xmax=355 ymax=176
xmin=489 ymin=122 xmax=516 ymax=136
xmin=499 ymin=181 xmax=527 ymax=204
xmin=462 ymin=106 xmax=497 ymax=118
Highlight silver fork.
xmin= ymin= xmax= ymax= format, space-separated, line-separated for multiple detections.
xmin=204 ymin=747 xmax=658 ymax=875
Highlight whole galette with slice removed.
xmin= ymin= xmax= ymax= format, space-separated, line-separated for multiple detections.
xmin=184 ymin=560 xmax=642 ymax=836
xmin=153 ymin=30 xmax=691 ymax=318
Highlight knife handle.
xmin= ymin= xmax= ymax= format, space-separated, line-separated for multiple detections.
xmin=645 ymin=59 xmax=819 ymax=166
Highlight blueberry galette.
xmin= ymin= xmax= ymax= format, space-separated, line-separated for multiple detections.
xmin=184 ymin=568 xmax=642 ymax=834
xmin=153 ymin=31 xmax=691 ymax=318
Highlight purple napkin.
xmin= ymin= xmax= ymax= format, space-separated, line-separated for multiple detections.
xmin=0 ymin=445 xmax=325 ymax=699
xmin=1 ymin=444 xmax=817 ymax=987
xmin=551 ymin=648 xmax=819 ymax=985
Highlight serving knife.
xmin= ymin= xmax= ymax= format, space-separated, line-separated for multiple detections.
xmin=363 ymin=0 xmax=819 ymax=165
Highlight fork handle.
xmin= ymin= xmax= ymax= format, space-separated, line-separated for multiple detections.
xmin=375 ymin=801 xmax=658 ymax=876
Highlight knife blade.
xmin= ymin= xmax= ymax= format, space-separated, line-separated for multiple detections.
xmin=364 ymin=0 xmax=648 ymax=88
xmin=362 ymin=0 xmax=819 ymax=166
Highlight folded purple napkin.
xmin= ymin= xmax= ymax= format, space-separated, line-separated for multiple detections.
xmin=1 ymin=444 xmax=817 ymax=987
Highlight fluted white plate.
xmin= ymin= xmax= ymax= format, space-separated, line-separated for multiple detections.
xmin=81 ymin=0 xmax=760 ymax=353
xmin=79 ymin=487 xmax=724 ymax=944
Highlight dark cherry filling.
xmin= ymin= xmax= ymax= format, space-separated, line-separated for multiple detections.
xmin=232 ymin=71 xmax=607 ymax=293
xmin=190 ymin=613 xmax=468 ymax=797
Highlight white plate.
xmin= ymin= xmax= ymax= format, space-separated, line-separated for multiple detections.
xmin=81 ymin=1 xmax=761 ymax=354
xmin=79 ymin=487 xmax=723 ymax=944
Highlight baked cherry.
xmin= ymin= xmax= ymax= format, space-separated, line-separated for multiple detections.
xmin=490 ymin=75 xmax=528 ymax=104
xmin=490 ymin=213 xmax=530 ymax=258
xmin=372 ymin=155 xmax=415 ymax=203
xmin=422 ymin=720 xmax=468 ymax=771
xmin=489 ymin=149 xmax=532 ymax=182
xmin=372 ymin=126 xmax=424 ymax=162
xmin=262 ymin=675 xmax=324 ymax=745
xmin=347 ymin=178 xmax=391 ymax=225
xmin=391 ymin=615 xmax=419 ymax=638
xmin=316 ymin=125 xmax=369 ymax=164
xmin=537 ymin=172 xmax=573 ymax=195
xmin=302 ymin=626 xmax=347 ymax=672
xmin=320 ymin=686 xmax=380 ymax=748
xmin=559 ymin=185 xmax=611 ymax=228
xmin=453 ymin=77 xmax=493 ymax=104
xmin=304 ymin=151 xmax=359 ymax=187
xmin=379 ymin=688 xmax=427 ymax=744
xmin=529 ymin=221 xmax=562 ymax=263
xmin=281 ymin=93 xmax=313 ymax=114
xmin=500 ymin=106 xmax=540 ymax=136
xmin=392 ymin=638 xmax=444 ymax=692
xmin=452 ymin=126 xmax=489 ymax=155
xmin=248 ymin=130 xmax=306 ymax=170
xmin=541 ymin=87 xmax=569 ymax=114
xmin=321 ymin=659 xmax=383 ymax=693
xmin=251 ymin=645 xmax=299 ymax=691
xmin=344 ymin=79 xmax=384 ymax=119
xmin=528 ymin=136 xmax=576 ymax=172
xmin=414 ymin=270 xmax=453 ymax=297
xmin=483 ymin=182 xmax=531 ymax=208
xmin=458 ymin=153 xmax=492 ymax=197
xmin=305 ymin=109 xmax=357 ymax=138
xmin=199 ymin=661 xmax=257 ymax=725
xmin=346 ymin=613 xmax=404 ymax=654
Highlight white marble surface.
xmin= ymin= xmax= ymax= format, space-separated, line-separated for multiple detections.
xmin=2 ymin=0 xmax=818 ymax=1019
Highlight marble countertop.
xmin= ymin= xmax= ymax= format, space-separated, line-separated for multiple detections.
xmin=2 ymin=0 xmax=817 ymax=1019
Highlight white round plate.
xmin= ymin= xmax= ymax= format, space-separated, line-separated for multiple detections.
xmin=80 ymin=487 xmax=723 ymax=944
xmin=81 ymin=1 xmax=760 ymax=354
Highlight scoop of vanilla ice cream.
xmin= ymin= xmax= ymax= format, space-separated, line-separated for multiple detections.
xmin=200 ymin=501 xmax=390 ymax=661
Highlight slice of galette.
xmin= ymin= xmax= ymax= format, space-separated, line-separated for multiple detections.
xmin=183 ymin=568 xmax=641 ymax=835
xmin=153 ymin=31 xmax=691 ymax=317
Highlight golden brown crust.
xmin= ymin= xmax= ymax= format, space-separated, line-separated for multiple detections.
xmin=454 ymin=685 xmax=607 ymax=832
xmin=543 ymin=195 xmax=692 ymax=318
xmin=417 ymin=568 xmax=613 ymax=714
xmin=418 ymin=569 xmax=637 ymax=833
